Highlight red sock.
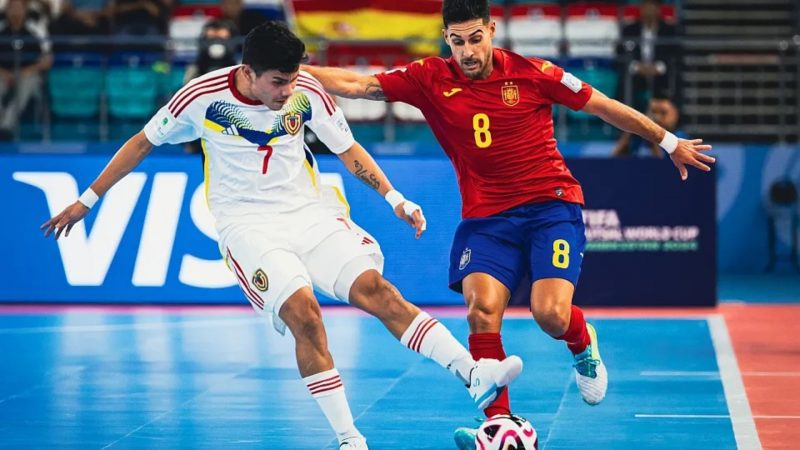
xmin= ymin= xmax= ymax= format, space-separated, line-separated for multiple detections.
xmin=557 ymin=305 xmax=591 ymax=355
xmin=468 ymin=333 xmax=510 ymax=417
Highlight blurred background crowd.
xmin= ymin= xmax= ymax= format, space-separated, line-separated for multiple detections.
xmin=1 ymin=0 xmax=796 ymax=150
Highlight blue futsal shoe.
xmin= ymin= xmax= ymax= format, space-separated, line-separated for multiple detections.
xmin=574 ymin=323 xmax=608 ymax=405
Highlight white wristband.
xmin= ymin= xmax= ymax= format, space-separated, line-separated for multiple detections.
xmin=78 ymin=188 xmax=99 ymax=209
xmin=384 ymin=189 xmax=405 ymax=209
xmin=659 ymin=131 xmax=679 ymax=154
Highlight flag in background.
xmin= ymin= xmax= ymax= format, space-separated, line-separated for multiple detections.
xmin=286 ymin=0 xmax=443 ymax=63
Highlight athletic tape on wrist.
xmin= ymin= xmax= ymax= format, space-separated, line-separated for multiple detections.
xmin=659 ymin=131 xmax=678 ymax=154
xmin=78 ymin=188 xmax=99 ymax=209
xmin=384 ymin=190 xmax=405 ymax=209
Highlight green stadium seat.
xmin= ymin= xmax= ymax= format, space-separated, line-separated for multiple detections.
xmin=106 ymin=67 xmax=159 ymax=119
xmin=48 ymin=67 xmax=104 ymax=118
xmin=564 ymin=62 xmax=619 ymax=140
xmin=567 ymin=64 xmax=618 ymax=120
xmin=159 ymin=65 xmax=187 ymax=99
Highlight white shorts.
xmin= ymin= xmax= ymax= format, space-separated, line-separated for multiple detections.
xmin=219 ymin=206 xmax=383 ymax=334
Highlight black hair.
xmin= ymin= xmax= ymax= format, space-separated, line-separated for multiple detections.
xmin=242 ymin=21 xmax=306 ymax=75
xmin=442 ymin=0 xmax=490 ymax=28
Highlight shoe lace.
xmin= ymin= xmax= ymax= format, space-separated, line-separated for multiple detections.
xmin=573 ymin=347 xmax=599 ymax=378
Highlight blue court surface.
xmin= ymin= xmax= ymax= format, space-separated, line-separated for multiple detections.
xmin=0 ymin=307 xmax=746 ymax=449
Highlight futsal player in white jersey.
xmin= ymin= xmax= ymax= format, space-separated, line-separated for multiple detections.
xmin=42 ymin=21 xmax=523 ymax=450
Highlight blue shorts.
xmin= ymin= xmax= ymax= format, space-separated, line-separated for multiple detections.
xmin=448 ymin=201 xmax=586 ymax=293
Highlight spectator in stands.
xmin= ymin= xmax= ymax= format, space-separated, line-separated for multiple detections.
xmin=184 ymin=18 xmax=239 ymax=82
xmin=0 ymin=0 xmax=52 ymax=140
xmin=110 ymin=0 xmax=170 ymax=36
xmin=220 ymin=0 xmax=267 ymax=37
xmin=613 ymin=93 xmax=685 ymax=158
xmin=616 ymin=0 xmax=678 ymax=113
xmin=50 ymin=0 xmax=110 ymax=37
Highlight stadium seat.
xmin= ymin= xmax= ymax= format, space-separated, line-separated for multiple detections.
xmin=48 ymin=53 xmax=105 ymax=119
xmin=566 ymin=59 xmax=618 ymax=119
xmin=324 ymin=42 xmax=412 ymax=68
xmin=392 ymin=101 xmax=425 ymax=122
xmin=495 ymin=3 xmax=563 ymax=59
xmin=564 ymin=3 xmax=620 ymax=58
xmin=564 ymin=59 xmax=618 ymax=139
xmin=106 ymin=67 xmax=159 ymax=120
xmin=170 ymin=6 xmax=222 ymax=60
xmin=333 ymin=66 xmax=388 ymax=122
xmin=159 ymin=63 xmax=188 ymax=99
xmin=621 ymin=4 xmax=677 ymax=24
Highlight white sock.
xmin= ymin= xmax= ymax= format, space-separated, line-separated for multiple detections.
xmin=399 ymin=312 xmax=475 ymax=384
xmin=304 ymin=368 xmax=361 ymax=442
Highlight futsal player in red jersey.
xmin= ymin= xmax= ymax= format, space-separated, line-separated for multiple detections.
xmin=304 ymin=0 xmax=714 ymax=446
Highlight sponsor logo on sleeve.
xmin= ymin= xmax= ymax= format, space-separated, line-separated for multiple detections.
xmin=155 ymin=111 xmax=177 ymax=138
xmin=561 ymin=72 xmax=582 ymax=93
xmin=334 ymin=114 xmax=350 ymax=134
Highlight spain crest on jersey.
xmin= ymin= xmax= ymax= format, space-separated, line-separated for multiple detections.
xmin=502 ymin=82 xmax=519 ymax=107
xmin=283 ymin=112 xmax=302 ymax=135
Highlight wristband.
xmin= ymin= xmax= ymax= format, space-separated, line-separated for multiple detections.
xmin=659 ymin=131 xmax=678 ymax=154
xmin=78 ymin=188 xmax=99 ymax=209
xmin=384 ymin=189 xmax=405 ymax=209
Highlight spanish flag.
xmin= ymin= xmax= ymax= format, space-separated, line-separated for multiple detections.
xmin=287 ymin=0 xmax=443 ymax=58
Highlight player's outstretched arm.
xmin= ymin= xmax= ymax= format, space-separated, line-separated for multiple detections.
xmin=41 ymin=131 xmax=154 ymax=239
xmin=301 ymin=65 xmax=386 ymax=101
xmin=582 ymin=90 xmax=715 ymax=180
xmin=337 ymin=142 xmax=427 ymax=238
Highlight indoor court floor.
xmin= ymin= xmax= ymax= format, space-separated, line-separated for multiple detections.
xmin=0 ymin=303 xmax=797 ymax=449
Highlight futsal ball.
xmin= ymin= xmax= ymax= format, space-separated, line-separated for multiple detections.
xmin=475 ymin=414 xmax=538 ymax=450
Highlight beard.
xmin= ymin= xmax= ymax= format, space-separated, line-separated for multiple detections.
xmin=460 ymin=54 xmax=490 ymax=79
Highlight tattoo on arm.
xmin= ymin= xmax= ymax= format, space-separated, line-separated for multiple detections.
xmin=353 ymin=160 xmax=381 ymax=190
xmin=365 ymin=81 xmax=387 ymax=101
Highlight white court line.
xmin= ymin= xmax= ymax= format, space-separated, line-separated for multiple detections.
xmin=636 ymin=414 xmax=800 ymax=420
xmin=640 ymin=371 xmax=719 ymax=377
xmin=708 ymin=315 xmax=762 ymax=450
xmin=0 ymin=317 xmax=263 ymax=334
xmin=636 ymin=414 xmax=730 ymax=419
xmin=541 ymin=368 xmax=575 ymax=449
xmin=641 ymin=370 xmax=800 ymax=377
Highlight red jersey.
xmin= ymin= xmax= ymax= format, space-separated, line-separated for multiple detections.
xmin=375 ymin=48 xmax=592 ymax=219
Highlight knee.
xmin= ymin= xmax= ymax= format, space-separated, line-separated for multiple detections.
xmin=466 ymin=297 xmax=503 ymax=332
xmin=281 ymin=296 xmax=325 ymax=340
xmin=532 ymin=299 xmax=570 ymax=337
xmin=352 ymin=272 xmax=414 ymax=319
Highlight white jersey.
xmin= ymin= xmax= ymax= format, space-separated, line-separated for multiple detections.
xmin=143 ymin=66 xmax=355 ymax=223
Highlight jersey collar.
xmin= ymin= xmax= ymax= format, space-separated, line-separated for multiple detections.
xmin=228 ymin=66 xmax=263 ymax=106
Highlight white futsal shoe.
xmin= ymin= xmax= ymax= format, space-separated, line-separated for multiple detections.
xmin=339 ymin=435 xmax=368 ymax=450
xmin=467 ymin=356 xmax=524 ymax=409
xmin=574 ymin=323 xmax=608 ymax=405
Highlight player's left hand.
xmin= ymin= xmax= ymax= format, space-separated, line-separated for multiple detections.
xmin=669 ymin=138 xmax=715 ymax=181
xmin=41 ymin=201 xmax=90 ymax=240
xmin=394 ymin=200 xmax=427 ymax=239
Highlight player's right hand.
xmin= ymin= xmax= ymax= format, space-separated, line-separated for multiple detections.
xmin=41 ymin=202 xmax=90 ymax=240
xmin=394 ymin=200 xmax=427 ymax=240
